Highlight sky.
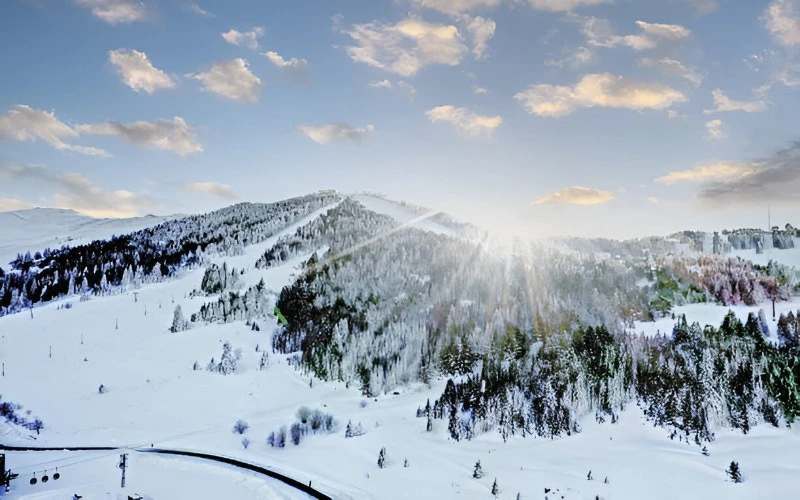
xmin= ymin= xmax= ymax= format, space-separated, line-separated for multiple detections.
xmin=1 ymin=0 xmax=799 ymax=240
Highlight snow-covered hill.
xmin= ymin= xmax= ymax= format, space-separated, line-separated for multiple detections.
xmin=1 ymin=193 xmax=799 ymax=499
xmin=0 ymin=208 xmax=179 ymax=268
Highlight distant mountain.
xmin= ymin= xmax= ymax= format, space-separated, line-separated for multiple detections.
xmin=0 ymin=207 xmax=181 ymax=268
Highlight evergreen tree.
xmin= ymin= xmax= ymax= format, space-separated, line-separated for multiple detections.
xmin=473 ymin=460 xmax=484 ymax=479
xmin=377 ymin=447 xmax=387 ymax=468
xmin=426 ymin=413 xmax=433 ymax=432
xmin=491 ymin=478 xmax=499 ymax=497
xmin=345 ymin=421 xmax=353 ymax=438
xmin=702 ymin=446 xmax=709 ymax=456
xmin=726 ymin=461 xmax=742 ymax=483
xmin=587 ymin=470 xmax=593 ymax=481
xmin=170 ymin=305 xmax=188 ymax=332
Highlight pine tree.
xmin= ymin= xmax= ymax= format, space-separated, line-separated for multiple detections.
xmin=726 ymin=461 xmax=742 ymax=483
xmin=473 ymin=460 xmax=484 ymax=479
xmin=170 ymin=305 xmax=188 ymax=333
xmin=491 ymin=478 xmax=499 ymax=497
xmin=587 ymin=470 xmax=593 ymax=481
xmin=404 ymin=458 xmax=409 ymax=467
xmin=702 ymin=446 xmax=709 ymax=456
xmin=345 ymin=421 xmax=353 ymax=438
xmin=426 ymin=413 xmax=433 ymax=432
xmin=377 ymin=447 xmax=386 ymax=468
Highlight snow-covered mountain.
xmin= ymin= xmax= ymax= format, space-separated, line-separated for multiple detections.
xmin=1 ymin=191 xmax=799 ymax=499
xmin=0 ymin=207 xmax=180 ymax=269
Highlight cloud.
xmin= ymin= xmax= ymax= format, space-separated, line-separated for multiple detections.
xmin=222 ymin=27 xmax=265 ymax=50
xmin=461 ymin=15 xmax=496 ymax=60
xmin=296 ymin=124 xmax=375 ymax=145
xmin=640 ymin=57 xmax=703 ymax=86
xmin=0 ymin=198 xmax=34 ymax=212
xmin=528 ymin=0 xmax=612 ymax=12
xmin=368 ymin=79 xmax=417 ymax=100
xmin=188 ymin=59 xmax=261 ymax=103
xmin=264 ymin=51 xmax=310 ymax=83
xmin=703 ymin=89 xmax=768 ymax=113
xmin=545 ymin=46 xmax=595 ymax=68
xmin=75 ymin=0 xmax=146 ymax=24
xmin=687 ymin=0 xmax=718 ymax=15
xmin=654 ymin=161 xmax=755 ymax=184
xmin=337 ymin=16 xmax=468 ymax=77
xmin=108 ymin=49 xmax=176 ymax=94
xmin=426 ymin=105 xmax=502 ymax=137
xmin=531 ymin=186 xmax=615 ymax=205
xmin=188 ymin=3 xmax=214 ymax=18
xmin=647 ymin=196 xmax=660 ymax=204
xmin=515 ymin=73 xmax=686 ymax=117
xmin=1 ymin=163 xmax=157 ymax=218
xmin=77 ymin=117 xmax=203 ymax=157
xmin=472 ymin=85 xmax=489 ymax=94
xmin=705 ymin=119 xmax=727 ymax=140
xmin=582 ymin=17 xmax=690 ymax=52
xmin=0 ymin=105 xmax=109 ymax=157
xmin=412 ymin=0 xmax=502 ymax=15
xmin=696 ymin=141 xmax=800 ymax=206
xmin=763 ymin=0 xmax=800 ymax=47
xmin=181 ymin=182 xmax=238 ymax=200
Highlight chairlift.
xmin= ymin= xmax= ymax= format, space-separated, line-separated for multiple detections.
xmin=53 ymin=468 xmax=61 ymax=480
xmin=29 ymin=472 xmax=37 ymax=485
xmin=41 ymin=472 xmax=49 ymax=483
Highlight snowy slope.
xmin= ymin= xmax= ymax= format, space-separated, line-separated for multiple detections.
xmin=0 ymin=208 xmax=179 ymax=268
xmin=4 ymin=449 xmax=307 ymax=499
xmin=2 ymin=202 xmax=799 ymax=499
xmin=349 ymin=194 xmax=458 ymax=237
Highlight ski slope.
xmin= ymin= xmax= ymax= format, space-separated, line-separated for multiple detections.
xmin=2 ymin=206 xmax=800 ymax=499
xmin=0 ymin=208 xmax=179 ymax=269
xmin=349 ymin=194 xmax=458 ymax=237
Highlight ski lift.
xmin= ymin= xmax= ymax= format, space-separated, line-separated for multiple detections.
xmin=29 ymin=473 xmax=37 ymax=485
xmin=41 ymin=472 xmax=49 ymax=483
xmin=53 ymin=468 xmax=60 ymax=480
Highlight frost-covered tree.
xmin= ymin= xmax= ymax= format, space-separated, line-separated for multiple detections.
xmin=473 ymin=460 xmax=484 ymax=479
xmin=726 ymin=461 xmax=742 ymax=483
xmin=377 ymin=447 xmax=386 ymax=468
xmin=170 ymin=305 xmax=188 ymax=333
xmin=232 ymin=420 xmax=249 ymax=434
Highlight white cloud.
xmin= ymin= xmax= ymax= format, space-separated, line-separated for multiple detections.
xmin=582 ymin=17 xmax=690 ymax=52
xmin=369 ymin=80 xmax=394 ymax=89
xmin=426 ymin=105 xmax=502 ymax=137
xmin=412 ymin=0 xmax=502 ymax=15
xmin=77 ymin=117 xmax=203 ymax=157
xmin=472 ymin=85 xmax=489 ymax=94
xmin=0 ymin=105 xmax=109 ymax=157
xmin=222 ymin=27 xmax=265 ymax=50
xmin=188 ymin=59 xmax=261 ymax=103
xmin=635 ymin=21 xmax=691 ymax=40
xmin=515 ymin=73 xmax=686 ymax=117
xmin=181 ymin=182 xmax=238 ymax=200
xmin=647 ymin=196 xmax=660 ymax=205
xmin=188 ymin=3 xmax=214 ymax=18
xmin=703 ymin=89 xmax=768 ymax=113
xmin=687 ymin=0 xmax=718 ymax=15
xmin=369 ymin=79 xmax=417 ymax=100
xmin=264 ymin=51 xmax=310 ymax=83
xmin=763 ymin=0 xmax=800 ymax=46
xmin=0 ymin=198 xmax=34 ymax=212
xmin=338 ymin=16 xmax=468 ymax=77
xmin=1 ymin=163 xmax=157 ymax=218
xmin=654 ymin=161 xmax=755 ymax=184
xmin=75 ymin=0 xmax=146 ymax=24
xmin=546 ymin=46 xmax=595 ymax=68
xmin=704 ymin=119 xmax=727 ymax=140
xmin=296 ymin=124 xmax=375 ymax=145
xmin=461 ymin=15 xmax=496 ymax=60
xmin=528 ymin=0 xmax=613 ymax=12
xmin=531 ymin=186 xmax=615 ymax=205
xmin=108 ymin=49 xmax=176 ymax=94
xmin=640 ymin=57 xmax=703 ymax=86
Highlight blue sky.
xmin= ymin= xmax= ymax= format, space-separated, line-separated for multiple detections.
xmin=1 ymin=0 xmax=799 ymax=239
